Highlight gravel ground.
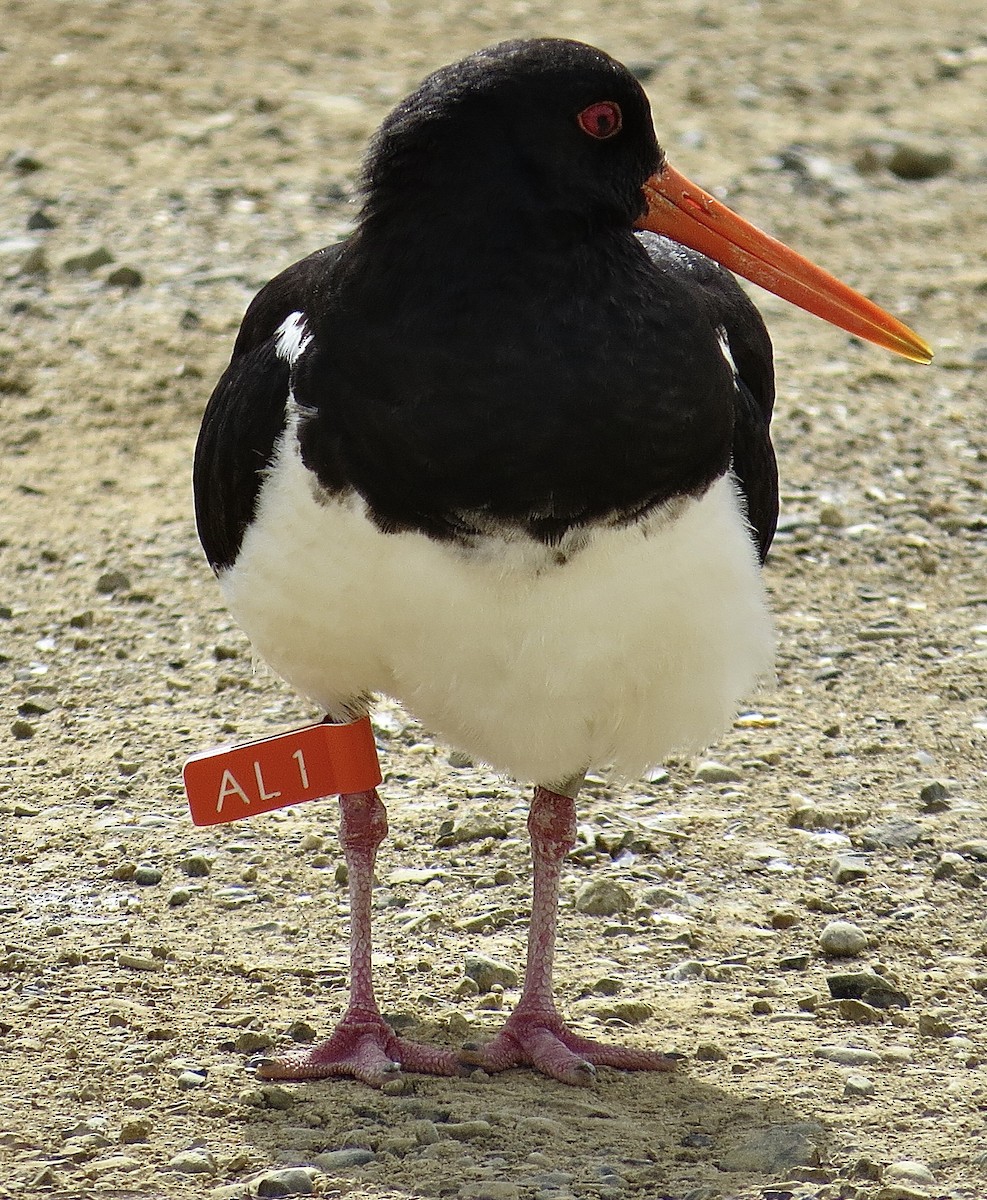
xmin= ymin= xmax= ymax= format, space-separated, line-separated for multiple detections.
xmin=2 ymin=2 xmax=986 ymax=1198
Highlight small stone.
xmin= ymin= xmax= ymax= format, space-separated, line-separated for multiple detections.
xmin=768 ymin=906 xmax=799 ymax=929
xmin=818 ymin=504 xmax=846 ymax=528
xmin=27 ymin=208 xmax=57 ymax=230
xmin=8 ymin=148 xmax=44 ymax=173
xmin=718 ymin=1121 xmax=826 ymax=1173
xmin=63 ymin=245 xmax=115 ymax=273
xmin=458 ymin=1184 xmax=521 ymax=1200
xmin=448 ymin=749 xmax=474 ymax=768
xmin=312 ymin=1148 xmax=376 ymax=1171
xmin=918 ymin=780 xmax=950 ymax=812
xmin=254 ymin=1166 xmax=317 ymax=1196
xmin=886 ymin=143 xmax=953 ymax=180
xmin=826 ymin=970 xmax=910 ymax=1009
xmin=777 ymin=952 xmax=811 ymax=971
xmin=169 ymin=1148 xmax=217 ymax=1174
xmin=694 ymin=760 xmax=743 ymax=784
xmin=814 ymin=1045 xmax=881 ymax=1066
xmin=119 ymin=1117 xmax=152 ymax=1144
xmin=574 ymin=878 xmax=634 ymax=916
xmin=234 ymin=1030 xmax=273 ymax=1053
xmin=96 ymin=569 xmax=131 ymax=595
xmin=464 ymin=953 xmax=518 ymax=992
xmin=844 ymin=1072 xmax=876 ymax=1096
xmin=591 ymin=999 xmax=653 ymax=1024
xmin=695 ymin=1041 xmax=728 ymax=1061
xmin=958 ymin=839 xmax=987 ymax=862
xmin=299 ymin=833 xmax=323 ymax=851
xmin=168 ymin=887 xmax=192 ymax=907
xmin=256 ymin=1083 xmax=294 ymax=1110
xmin=819 ymin=920 xmax=868 ymax=957
xmin=859 ymin=820 xmax=926 ymax=850
xmin=118 ymin=952 xmax=162 ymax=972
xmin=287 ymin=1019 xmax=318 ymax=1042
xmin=752 ymin=999 xmax=772 ymax=1015
xmin=11 ymin=719 xmax=35 ymax=740
xmin=834 ymin=998 xmax=884 ymax=1024
xmin=177 ymin=1070 xmax=208 ymax=1090
xmin=918 ymin=1012 xmax=957 ymax=1038
xmin=886 ymin=1160 xmax=936 ymax=1186
xmin=832 ymin=852 xmax=870 ymax=884
xmin=134 ymin=865 xmax=163 ymax=886
xmin=105 ymin=265 xmax=143 ymax=288
xmin=181 ymin=854 xmax=212 ymax=877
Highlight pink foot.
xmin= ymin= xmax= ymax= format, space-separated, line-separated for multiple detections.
xmin=459 ymin=1004 xmax=680 ymax=1086
xmin=256 ymin=1004 xmax=461 ymax=1088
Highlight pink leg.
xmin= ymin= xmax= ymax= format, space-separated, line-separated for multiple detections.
xmin=256 ymin=789 xmax=459 ymax=1087
xmin=460 ymin=786 xmax=679 ymax=1086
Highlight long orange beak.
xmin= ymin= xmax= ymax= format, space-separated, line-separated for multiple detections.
xmin=636 ymin=162 xmax=933 ymax=364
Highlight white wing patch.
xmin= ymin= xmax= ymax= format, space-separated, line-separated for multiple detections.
xmin=716 ymin=324 xmax=739 ymax=384
xmin=274 ymin=311 xmax=313 ymax=366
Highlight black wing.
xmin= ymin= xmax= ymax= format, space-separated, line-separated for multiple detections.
xmin=637 ymin=233 xmax=779 ymax=563
xmin=193 ymin=244 xmax=345 ymax=572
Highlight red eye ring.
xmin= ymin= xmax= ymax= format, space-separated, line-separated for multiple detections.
xmin=577 ymin=101 xmax=622 ymax=140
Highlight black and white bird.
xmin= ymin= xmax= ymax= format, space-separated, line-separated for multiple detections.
xmin=194 ymin=38 xmax=931 ymax=1088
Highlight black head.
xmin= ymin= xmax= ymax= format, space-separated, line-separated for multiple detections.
xmin=361 ymin=39 xmax=663 ymax=241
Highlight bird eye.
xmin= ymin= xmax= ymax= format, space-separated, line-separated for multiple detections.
xmin=577 ymin=101 xmax=622 ymax=139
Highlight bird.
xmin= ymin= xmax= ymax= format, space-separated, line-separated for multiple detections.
xmin=193 ymin=38 xmax=931 ymax=1089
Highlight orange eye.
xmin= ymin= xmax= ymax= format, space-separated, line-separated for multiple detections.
xmin=577 ymin=101 xmax=622 ymax=139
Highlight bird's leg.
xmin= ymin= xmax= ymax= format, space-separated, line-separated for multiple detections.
xmin=256 ymin=788 xmax=459 ymax=1087
xmin=459 ymin=782 xmax=679 ymax=1086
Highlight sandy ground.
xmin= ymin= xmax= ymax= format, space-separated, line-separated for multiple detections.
xmin=2 ymin=1 xmax=986 ymax=1198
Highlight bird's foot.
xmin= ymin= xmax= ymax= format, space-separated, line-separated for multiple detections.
xmin=459 ymin=1006 xmax=679 ymax=1086
xmin=254 ymin=1006 xmax=461 ymax=1089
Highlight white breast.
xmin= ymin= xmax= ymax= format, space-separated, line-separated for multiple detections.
xmin=220 ymin=417 xmax=774 ymax=786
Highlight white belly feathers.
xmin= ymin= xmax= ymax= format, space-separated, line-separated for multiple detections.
xmin=221 ymin=411 xmax=774 ymax=786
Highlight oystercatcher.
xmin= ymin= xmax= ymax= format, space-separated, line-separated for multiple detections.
xmin=194 ymin=38 xmax=931 ymax=1088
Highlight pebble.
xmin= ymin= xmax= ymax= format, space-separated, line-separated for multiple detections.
xmin=832 ymin=852 xmax=870 ymax=884
xmin=717 ymin=1121 xmax=826 ymax=1173
xmin=827 ymin=970 xmax=910 ymax=1009
xmin=234 ymin=1030 xmax=273 ymax=1053
xmin=918 ymin=780 xmax=950 ymax=812
xmin=177 ymin=1070 xmax=208 ymax=1089
xmin=312 ymin=1148 xmax=376 ymax=1171
xmin=253 ymin=1166 xmax=318 ymax=1196
xmin=819 ymin=919 xmax=868 ymax=957
xmin=843 ymin=1071 xmax=876 ymax=1096
xmin=63 ymin=245 xmax=115 ymax=273
xmin=886 ymin=142 xmax=954 ymax=180
xmin=117 ymin=952 xmax=162 ymax=972
xmin=886 ymin=1160 xmax=936 ymax=1186
xmin=859 ymin=820 xmax=926 ymax=850
xmin=833 ymin=998 xmax=883 ymax=1025
xmin=95 ymin=569 xmax=131 ymax=595
xmin=182 ymin=854 xmax=212 ymax=877
xmin=917 ymin=1012 xmax=957 ymax=1038
xmin=168 ymin=1148 xmax=217 ymax=1174
xmin=814 ymin=1045 xmax=881 ymax=1066
xmin=694 ymin=760 xmax=743 ymax=784
xmin=134 ymin=865 xmax=163 ymax=886
xmin=168 ymin=886 xmax=192 ymax=907
xmin=573 ymin=878 xmax=633 ymax=916
xmin=589 ymin=999 xmax=653 ymax=1024
xmin=464 ymin=953 xmax=518 ymax=992
xmin=11 ymin=719 xmax=35 ymax=740
xmin=119 ymin=1117 xmax=152 ymax=1144
xmin=106 ymin=265 xmax=143 ymax=288
xmin=458 ymin=1184 xmax=520 ymax=1200
xmin=957 ymin=839 xmax=987 ymax=862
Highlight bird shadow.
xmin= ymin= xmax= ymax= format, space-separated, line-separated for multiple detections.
xmin=234 ymin=1037 xmax=829 ymax=1199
